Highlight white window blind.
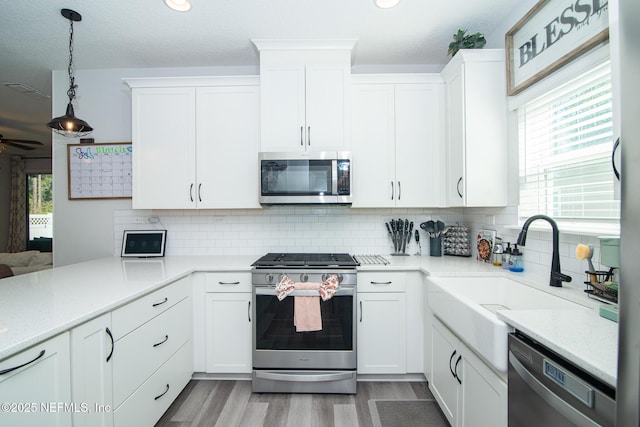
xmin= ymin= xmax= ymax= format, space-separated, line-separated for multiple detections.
xmin=518 ymin=61 xmax=619 ymax=223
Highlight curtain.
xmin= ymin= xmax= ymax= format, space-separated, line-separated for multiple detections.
xmin=7 ymin=155 xmax=27 ymax=252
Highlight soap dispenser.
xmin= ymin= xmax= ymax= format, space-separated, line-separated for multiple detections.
xmin=502 ymin=243 xmax=512 ymax=270
xmin=509 ymin=244 xmax=524 ymax=272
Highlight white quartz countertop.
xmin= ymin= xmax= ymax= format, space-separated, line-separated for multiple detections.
xmin=0 ymin=254 xmax=619 ymax=388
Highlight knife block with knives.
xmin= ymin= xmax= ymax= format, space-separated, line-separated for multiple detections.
xmin=385 ymin=218 xmax=413 ymax=256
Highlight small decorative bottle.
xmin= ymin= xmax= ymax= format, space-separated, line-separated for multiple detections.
xmin=502 ymin=243 xmax=512 ymax=270
xmin=509 ymin=245 xmax=524 ymax=272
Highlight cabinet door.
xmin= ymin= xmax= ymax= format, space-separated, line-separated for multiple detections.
xmin=445 ymin=67 xmax=465 ymax=207
xmin=305 ymin=64 xmax=350 ymax=151
xmin=459 ymin=347 xmax=507 ymax=427
xmin=430 ymin=320 xmax=459 ymax=426
xmin=196 ymin=86 xmax=261 ymax=208
xmin=357 ymin=292 xmax=406 ymax=374
xmin=395 ymin=83 xmax=445 ymax=207
xmin=132 ymin=87 xmax=197 ymax=209
xmin=205 ymin=293 xmax=252 ymax=373
xmin=259 ymin=64 xmax=306 ymax=152
xmin=351 ymin=84 xmax=395 ymax=207
xmin=0 ymin=333 xmax=72 ymax=427
xmin=71 ymin=314 xmax=114 ymax=427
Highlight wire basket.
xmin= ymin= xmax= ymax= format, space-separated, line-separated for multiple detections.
xmin=583 ymin=270 xmax=618 ymax=304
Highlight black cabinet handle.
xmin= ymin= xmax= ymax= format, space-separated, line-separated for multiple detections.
xmin=218 ymin=281 xmax=240 ymax=285
xmin=0 ymin=350 xmax=45 ymax=375
xmin=449 ymin=350 xmax=457 ymax=378
xmin=398 ymin=181 xmax=401 ymax=200
xmin=612 ymin=138 xmax=621 ymax=181
xmin=106 ymin=327 xmax=114 ymax=363
xmin=454 ymin=355 xmax=462 ymax=384
xmin=198 ymin=183 xmax=202 ymax=202
xmin=153 ymin=335 xmax=169 ymax=348
xmin=248 ymin=301 xmax=251 ymax=322
xmin=391 ymin=181 xmax=394 ymax=200
xmin=154 ymin=384 xmax=170 ymax=401
xmin=456 ymin=177 xmax=463 ymax=198
xmin=359 ymin=301 xmax=363 ymax=322
xmin=152 ymin=297 xmax=168 ymax=307
xmin=189 ymin=183 xmax=194 ymax=202
xmin=308 ymin=126 xmax=311 ymax=146
xmin=300 ymin=126 xmax=304 ymax=146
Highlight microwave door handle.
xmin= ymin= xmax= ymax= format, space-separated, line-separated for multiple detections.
xmin=332 ymin=160 xmax=338 ymax=196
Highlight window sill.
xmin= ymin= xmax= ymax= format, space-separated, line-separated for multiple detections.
xmin=504 ymin=222 xmax=620 ymax=238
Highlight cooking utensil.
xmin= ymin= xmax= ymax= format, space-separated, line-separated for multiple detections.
xmin=414 ymin=229 xmax=421 ymax=255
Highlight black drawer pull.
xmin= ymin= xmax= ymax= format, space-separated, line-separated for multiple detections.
xmin=449 ymin=350 xmax=457 ymax=378
xmin=154 ymin=384 xmax=170 ymax=400
xmin=218 ymin=281 xmax=240 ymax=285
xmin=153 ymin=335 xmax=169 ymax=348
xmin=370 ymin=281 xmax=392 ymax=285
xmin=152 ymin=297 xmax=168 ymax=307
xmin=0 ymin=350 xmax=45 ymax=375
xmin=106 ymin=327 xmax=114 ymax=362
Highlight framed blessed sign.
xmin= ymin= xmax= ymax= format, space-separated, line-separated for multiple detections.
xmin=506 ymin=0 xmax=609 ymax=96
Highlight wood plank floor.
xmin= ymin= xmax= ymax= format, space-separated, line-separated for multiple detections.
xmin=155 ymin=380 xmax=447 ymax=427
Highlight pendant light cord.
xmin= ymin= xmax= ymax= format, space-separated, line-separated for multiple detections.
xmin=66 ymin=19 xmax=77 ymax=104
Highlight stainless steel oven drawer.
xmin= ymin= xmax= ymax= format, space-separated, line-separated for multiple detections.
xmin=252 ymin=370 xmax=356 ymax=394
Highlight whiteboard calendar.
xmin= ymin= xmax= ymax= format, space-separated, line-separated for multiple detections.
xmin=67 ymin=143 xmax=132 ymax=200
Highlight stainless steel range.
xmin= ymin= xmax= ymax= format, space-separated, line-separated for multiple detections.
xmin=251 ymin=253 xmax=358 ymax=394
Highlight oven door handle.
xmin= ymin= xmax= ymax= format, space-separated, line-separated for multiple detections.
xmin=254 ymin=371 xmax=354 ymax=383
xmin=254 ymin=287 xmax=355 ymax=297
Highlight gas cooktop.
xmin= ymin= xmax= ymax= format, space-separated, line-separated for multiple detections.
xmin=252 ymin=253 xmax=359 ymax=268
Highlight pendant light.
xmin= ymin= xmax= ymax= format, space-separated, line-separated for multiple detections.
xmin=47 ymin=8 xmax=93 ymax=138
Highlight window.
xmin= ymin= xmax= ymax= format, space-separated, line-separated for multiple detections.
xmin=518 ymin=61 xmax=619 ymax=225
xmin=27 ymin=173 xmax=53 ymax=252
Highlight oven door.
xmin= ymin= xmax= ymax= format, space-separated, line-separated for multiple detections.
xmin=252 ymin=286 xmax=356 ymax=370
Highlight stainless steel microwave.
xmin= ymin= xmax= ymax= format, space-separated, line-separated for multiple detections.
xmin=259 ymin=152 xmax=352 ymax=205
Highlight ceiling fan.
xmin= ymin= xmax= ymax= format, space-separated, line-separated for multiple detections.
xmin=0 ymin=134 xmax=43 ymax=151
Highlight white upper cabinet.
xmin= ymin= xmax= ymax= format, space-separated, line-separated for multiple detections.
xmin=126 ymin=77 xmax=261 ymax=209
xmin=441 ymin=49 xmax=508 ymax=207
xmin=352 ymin=75 xmax=445 ymax=207
xmin=253 ymin=39 xmax=356 ymax=152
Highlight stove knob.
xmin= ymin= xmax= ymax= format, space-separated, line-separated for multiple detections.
xmin=337 ymin=274 xmax=343 ymax=283
xmin=321 ymin=273 xmax=329 ymax=282
xmin=265 ymin=273 xmax=274 ymax=283
xmin=300 ymin=273 xmax=309 ymax=283
xmin=277 ymin=273 xmax=285 ymax=283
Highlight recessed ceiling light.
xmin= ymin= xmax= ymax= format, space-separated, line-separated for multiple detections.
xmin=164 ymin=0 xmax=191 ymax=12
xmin=375 ymin=0 xmax=400 ymax=8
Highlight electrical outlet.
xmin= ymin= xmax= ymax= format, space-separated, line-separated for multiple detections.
xmin=130 ymin=217 xmax=147 ymax=224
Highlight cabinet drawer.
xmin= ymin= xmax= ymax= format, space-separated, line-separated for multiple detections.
xmin=112 ymin=276 xmax=191 ymax=338
xmin=114 ymin=340 xmax=193 ymax=427
xmin=204 ymin=272 xmax=251 ymax=293
xmin=358 ymin=272 xmax=406 ymax=292
xmin=113 ymin=298 xmax=192 ymax=408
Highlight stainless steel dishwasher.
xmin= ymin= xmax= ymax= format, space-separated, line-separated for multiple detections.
xmin=508 ymin=332 xmax=615 ymax=427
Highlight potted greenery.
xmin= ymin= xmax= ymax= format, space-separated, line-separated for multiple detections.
xmin=448 ymin=29 xmax=487 ymax=57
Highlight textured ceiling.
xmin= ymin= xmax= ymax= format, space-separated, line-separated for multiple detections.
xmin=0 ymin=0 xmax=522 ymax=157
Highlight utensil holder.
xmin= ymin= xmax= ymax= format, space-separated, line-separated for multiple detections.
xmin=429 ymin=236 xmax=442 ymax=257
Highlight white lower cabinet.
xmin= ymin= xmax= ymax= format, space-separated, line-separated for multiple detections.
xmin=430 ymin=317 xmax=506 ymax=427
xmin=71 ymin=313 xmax=114 ymax=427
xmin=357 ymin=272 xmax=407 ymax=374
xmin=0 ymin=333 xmax=72 ymax=427
xmin=205 ymin=293 xmax=252 ymax=373
xmin=113 ymin=340 xmax=193 ymax=427
xmin=405 ymin=272 xmax=424 ymax=374
xmin=203 ymin=272 xmax=252 ymax=374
